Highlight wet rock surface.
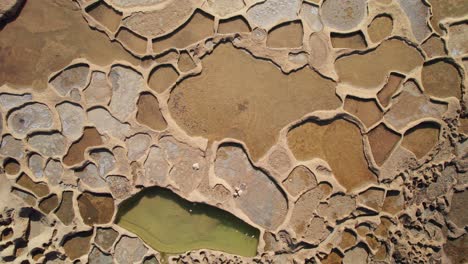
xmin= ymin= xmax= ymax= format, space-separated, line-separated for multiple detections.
xmin=0 ymin=0 xmax=466 ymax=263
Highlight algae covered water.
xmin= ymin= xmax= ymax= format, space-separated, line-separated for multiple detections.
xmin=115 ymin=187 xmax=260 ymax=257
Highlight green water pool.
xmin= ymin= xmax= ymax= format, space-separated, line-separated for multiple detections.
xmin=115 ymin=187 xmax=260 ymax=257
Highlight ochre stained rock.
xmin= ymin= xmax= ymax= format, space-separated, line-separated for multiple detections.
xmin=367 ymin=123 xmax=400 ymax=166
xmin=287 ymin=119 xmax=376 ymax=192
xmin=401 ymin=122 xmax=440 ymax=159
xmin=169 ymin=43 xmax=340 ymax=161
xmin=86 ymin=1 xmax=122 ymax=33
xmin=63 ymin=127 xmax=103 ymax=166
xmin=266 ymin=21 xmax=303 ymax=49
xmin=421 ymin=60 xmax=462 ymax=99
xmin=136 ymin=93 xmax=167 ymax=131
xmin=335 ymin=39 xmax=423 ymax=89
xmin=331 ymin=31 xmax=367 ymax=49
xmin=77 ymin=192 xmax=115 ymax=226
xmin=55 ymin=191 xmax=75 ymax=225
xmin=0 ymin=0 xmax=139 ymax=90
xmin=152 ymin=10 xmax=214 ymax=54
xmin=16 ymin=173 xmax=49 ymax=197
xmin=218 ymin=16 xmax=251 ymax=34
xmin=344 ymin=96 xmax=383 ymax=128
xmin=62 ymin=231 xmax=93 ymax=260
xmin=367 ymin=15 xmax=393 ymax=43
xmin=148 ymin=64 xmax=178 ymax=93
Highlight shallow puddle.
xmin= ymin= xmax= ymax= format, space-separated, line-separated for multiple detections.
xmin=115 ymin=187 xmax=259 ymax=256
xmin=0 ymin=0 xmax=139 ymax=90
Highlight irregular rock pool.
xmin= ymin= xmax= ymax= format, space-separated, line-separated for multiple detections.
xmin=115 ymin=187 xmax=260 ymax=257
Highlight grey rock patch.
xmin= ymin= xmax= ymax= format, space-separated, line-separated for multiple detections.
xmin=44 ymin=159 xmax=63 ymax=186
xmin=126 ymin=133 xmax=151 ymax=161
xmin=83 ymin=71 xmax=112 ymax=107
xmin=247 ymin=0 xmax=302 ymax=29
xmin=56 ymin=102 xmax=85 ymax=141
xmin=321 ymin=0 xmax=367 ymax=32
xmin=214 ymin=144 xmax=288 ymax=230
xmin=0 ymin=93 xmax=32 ymax=111
xmin=28 ymin=132 xmax=67 ymax=157
xmin=114 ymin=236 xmax=148 ymax=264
xmin=88 ymin=107 xmax=131 ymax=140
xmin=0 ymin=135 xmax=25 ymax=159
xmin=50 ymin=64 xmax=89 ymax=96
xmin=75 ymin=163 xmax=107 ymax=189
xmin=90 ymin=149 xmax=116 ymax=177
xmin=7 ymin=103 xmax=53 ymax=138
xmin=109 ymin=66 xmax=144 ymax=122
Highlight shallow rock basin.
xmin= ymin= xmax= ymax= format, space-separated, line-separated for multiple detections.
xmin=115 ymin=187 xmax=260 ymax=257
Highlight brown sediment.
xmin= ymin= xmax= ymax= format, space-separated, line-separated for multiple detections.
xmin=367 ymin=123 xmax=400 ymax=166
xmin=16 ymin=174 xmax=49 ymax=197
xmin=321 ymin=250 xmax=343 ymax=264
xmin=367 ymin=15 xmax=393 ymax=44
xmin=382 ymin=190 xmax=404 ymax=215
xmin=152 ymin=10 xmax=214 ymax=54
xmin=330 ymin=31 xmax=367 ymax=49
xmin=177 ymin=51 xmax=197 ymax=72
xmin=218 ymin=16 xmax=251 ymax=34
xmin=169 ymin=43 xmax=341 ymax=161
xmin=401 ymin=122 xmax=440 ymax=159
xmin=116 ymin=27 xmax=148 ymax=55
xmin=0 ymin=0 xmax=139 ymax=90
xmin=86 ymin=1 xmax=122 ymax=33
xmin=344 ymin=96 xmax=383 ymax=128
xmin=63 ymin=127 xmax=103 ymax=167
xmin=427 ymin=0 xmax=468 ymax=34
xmin=421 ymin=35 xmax=446 ymax=58
xmin=335 ymin=39 xmax=423 ymax=89
xmin=4 ymin=158 xmax=20 ymax=175
xmin=266 ymin=21 xmax=303 ymax=49
xmin=38 ymin=194 xmax=59 ymax=214
xmin=147 ymin=65 xmax=179 ymax=93
xmin=421 ymin=60 xmax=462 ymax=99
xmin=62 ymin=231 xmax=93 ymax=260
xmin=377 ymin=73 xmax=404 ymax=108
xmin=339 ymin=230 xmax=357 ymax=250
xmin=77 ymin=192 xmax=115 ymax=226
xmin=55 ymin=191 xmax=75 ymax=226
xmin=136 ymin=93 xmax=167 ymax=131
xmin=287 ymin=119 xmax=377 ymax=192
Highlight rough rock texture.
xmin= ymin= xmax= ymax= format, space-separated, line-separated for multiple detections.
xmin=0 ymin=0 xmax=466 ymax=263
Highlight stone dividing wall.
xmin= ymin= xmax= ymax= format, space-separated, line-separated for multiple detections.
xmin=0 ymin=0 xmax=467 ymax=263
